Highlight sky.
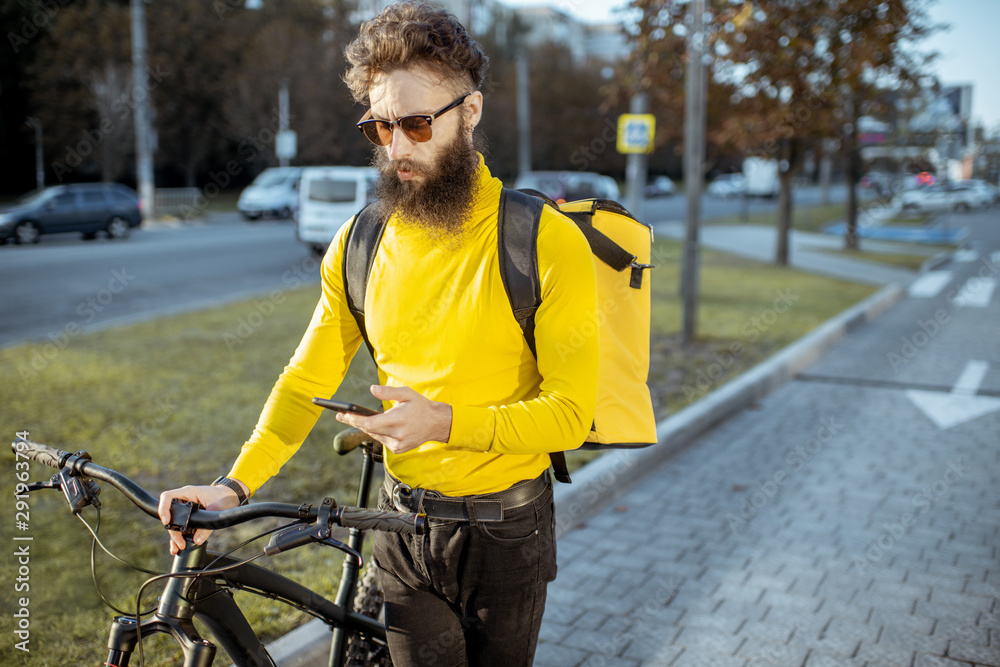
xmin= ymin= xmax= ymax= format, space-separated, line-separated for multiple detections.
xmin=502 ymin=0 xmax=1000 ymax=133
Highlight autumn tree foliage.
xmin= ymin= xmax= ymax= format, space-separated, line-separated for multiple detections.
xmin=624 ymin=0 xmax=938 ymax=261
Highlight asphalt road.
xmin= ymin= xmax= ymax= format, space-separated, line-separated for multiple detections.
xmin=0 ymin=185 xmax=856 ymax=348
xmin=0 ymin=218 xmax=318 ymax=348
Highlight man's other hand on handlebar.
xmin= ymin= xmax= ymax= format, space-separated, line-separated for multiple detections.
xmin=158 ymin=481 xmax=249 ymax=555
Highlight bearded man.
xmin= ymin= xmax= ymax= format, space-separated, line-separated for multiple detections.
xmin=159 ymin=2 xmax=598 ymax=664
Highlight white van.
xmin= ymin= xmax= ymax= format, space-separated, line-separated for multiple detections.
xmin=238 ymin=167 xmax=303 ymax=220
xmin=296 ymin=166 xmax=377 ymax=256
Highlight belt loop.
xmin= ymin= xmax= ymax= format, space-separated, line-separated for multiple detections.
xmin=411 ymin=487 xmax=427 ymax=514
xmin=465 ymin=496 xmax=479 ymax=527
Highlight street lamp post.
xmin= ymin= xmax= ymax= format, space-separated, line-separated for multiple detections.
xmin=131 ymin=0 xmax=156 ymax=222
xmin=681 ymin=0 xmax=707 ymax=346
xmin=25 ymin=117 xmax=44 ymax=190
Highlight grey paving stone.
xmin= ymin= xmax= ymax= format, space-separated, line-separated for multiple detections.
xmin=578 ymin=654 xmax=642 ymax=667
xmin=947 ymin=640 xmax=1000 ymax=666
xmin=540 ymin=619 xmax=577 ymax=644
xmin=561 ymin=628 xmax=629 ymax=656
xmin=905 ymin=571 xmax=971 ymax=594
xmin=534 ymin=640 xmax=591 ymax=667
xmin=855 ymin=640 xmax=916 ymax=666
xmin=735 ymin=638 xmax=810 ymax=666
xmin=878 ymin=626 xmax=950 ymax=655
xmin=672 ymin=648 xmax=748 ymax=667
xmin=673 ymin=627 xmax=746 ymax=655
xmin=820 ymin=617 xmax=881 ymax=644
xmin=916 ymin=601 xmax=983 ymax=625
xmin=913 ymin=654 xmax=975 ymax=667
xmin=869 ymin=609 xmax=937 ymax=635
xmin=933 ymin=619 xmax=991 ymax=647
xmin=870 ymin=580 xmax=932 ymax=602
xmin=574 ymin=612 xmax=616 ymax=633
xmin=804 ymin=650 xmax=866 ymax=667
xmin=931 ymin=589 xmax=995 ymax=611
xmin=760 ymin=591 xmax=823 ymax=615
xmin=622 ymin=636 xmax=684 ymax=663
xmin=737 ymin=621 xmax=795 ymax=643
xmin=853 ymin=592 xmax=918 ymax=614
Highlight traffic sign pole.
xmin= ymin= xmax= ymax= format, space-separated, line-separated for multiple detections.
xmin=623 ymin=95 xmax=650 ymax=216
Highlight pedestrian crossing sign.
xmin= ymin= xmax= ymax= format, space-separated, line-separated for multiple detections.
xmin=617 ymin=114 xmax=655 ymax=154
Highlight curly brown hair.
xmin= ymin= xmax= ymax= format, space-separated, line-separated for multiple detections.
xmin=344 ymin=1 xmax=489 ymax=104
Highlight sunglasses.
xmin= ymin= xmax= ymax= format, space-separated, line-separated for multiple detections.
xmin=357 ymin=92 xmax=472 ymax=146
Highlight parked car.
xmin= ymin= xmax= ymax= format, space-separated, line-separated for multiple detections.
xmin=960 ymin=180 xmax=998 ymax=205
xmin=296 ymin=166 xmax=377 ymax=256
xmin=513 ymin=171 xmax=620 ymax=202
xmin=644 ymin=175 xmax=676 ymax=197
xmin=898 ymin=183 xmax=990 ymax=212
xmin=707 ymin=173 xmax=747 ymax=199
xmin=237 ymin=167 xmax=303 ymax=220
xmin=0 ymin=183 xmax=141 ymax=245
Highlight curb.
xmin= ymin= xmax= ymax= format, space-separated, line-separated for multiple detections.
xmin=270 ymin=281 xmax=907 ymax=665
xmin=552 ymin=281 xmax=905 ymax=538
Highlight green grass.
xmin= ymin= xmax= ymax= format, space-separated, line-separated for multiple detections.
xmin=0 ymin=240 xmax=877 ymax=664
xmin=704 ymin=202 xmax=849 ymax=232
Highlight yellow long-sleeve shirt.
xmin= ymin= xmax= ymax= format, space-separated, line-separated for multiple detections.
xmin=229 ymin=157 xmax=599 ymax=496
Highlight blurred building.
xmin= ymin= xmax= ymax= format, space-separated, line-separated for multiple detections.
xmin=860 ymin=83 xmax=976 ymax=182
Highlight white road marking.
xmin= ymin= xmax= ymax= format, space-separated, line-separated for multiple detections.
xmin=908 ymin=271 xmax=953 ymax=298
xmin=950 ymin=278 xmax=997 ymax=308
xmin=907 ymin=361 xmax=1000 ymax=430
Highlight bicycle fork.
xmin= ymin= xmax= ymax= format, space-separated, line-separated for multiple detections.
xmin=105 ymin=540 xmax=216 ymax=667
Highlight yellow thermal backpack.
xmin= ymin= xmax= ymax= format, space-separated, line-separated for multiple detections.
xmin=344 ymin=188 xmax=658 ymax=482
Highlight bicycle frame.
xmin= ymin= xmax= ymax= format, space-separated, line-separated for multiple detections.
xmin=104 ymin=445 xmax=386 ymax=667
xmin=10 ymin=435 xmax=400 ymax=667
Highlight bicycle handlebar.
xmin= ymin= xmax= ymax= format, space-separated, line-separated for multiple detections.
xmin=12 ymin=437 xmax=426 ymax=535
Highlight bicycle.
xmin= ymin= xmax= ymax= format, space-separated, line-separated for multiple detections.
xmin=12 ymin=430 xmax=420 ymax=667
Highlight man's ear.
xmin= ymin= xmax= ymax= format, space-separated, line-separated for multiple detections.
xmin=465 ymin=90 xmax=483 ymax=131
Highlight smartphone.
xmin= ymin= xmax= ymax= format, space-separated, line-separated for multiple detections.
xmin=312 ymin=397 xmax=380 ymax=416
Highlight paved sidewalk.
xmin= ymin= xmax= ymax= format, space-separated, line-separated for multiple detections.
xmin=654 ymin=222 xmax=923 ymax=286
xmin=535 ymin=223 xmax=999 ymax=666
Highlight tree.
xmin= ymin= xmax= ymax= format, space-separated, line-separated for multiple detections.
xmin=721 ymin=0 xmax=938 ymax=256
xmin=26 ymin=0 xmax=134 ymax=184
xmin=616 ymin=0 xmax=742 ymax=181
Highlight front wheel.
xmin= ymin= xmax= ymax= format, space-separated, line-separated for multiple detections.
xmin=344 ymin=562 xmax=392 ymax=667
xmin=106 ymin=216 xmax=130 ymax=239
xmin=15 ymin=221 xmax=40 ymax=245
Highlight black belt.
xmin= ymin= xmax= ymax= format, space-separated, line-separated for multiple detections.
xmin=384 ymin=472 xmax=549 ymax=523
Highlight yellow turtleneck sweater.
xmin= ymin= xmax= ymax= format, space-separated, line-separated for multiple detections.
xmin=229 ymin=156 xmax=598 ymax=496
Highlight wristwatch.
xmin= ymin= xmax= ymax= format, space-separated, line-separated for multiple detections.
xmin=211 ymin=476 xmax=249 ymax=506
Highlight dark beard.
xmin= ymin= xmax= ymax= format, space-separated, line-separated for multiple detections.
xmin=371 ymin=128 xmax=480 ymax=241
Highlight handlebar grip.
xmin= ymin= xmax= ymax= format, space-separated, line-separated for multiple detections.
xmin=11 ymin=438 xmax=70 ymax=469
xmin=337 ymin=508 xmax=427 ymax=535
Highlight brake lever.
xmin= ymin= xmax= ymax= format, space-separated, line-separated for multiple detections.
xmin=24 ymin=479 xmax=60 ymax=493
xmin=263 ymin=522 xmax=363 ymax=566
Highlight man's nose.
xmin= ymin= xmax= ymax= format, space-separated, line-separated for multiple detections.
xmin=387 ymin=125 xmax=414 ymax=161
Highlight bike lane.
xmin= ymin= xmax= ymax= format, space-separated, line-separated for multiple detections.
xmin=536 ymin=214 xmax=1000 ymax=667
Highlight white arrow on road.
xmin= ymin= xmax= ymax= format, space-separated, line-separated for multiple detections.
xmin=906 ymin=360 xmax=1000 ymax=430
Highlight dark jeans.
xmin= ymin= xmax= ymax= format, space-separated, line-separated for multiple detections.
xmin=372 ymin=475 xmax=557 ymax=667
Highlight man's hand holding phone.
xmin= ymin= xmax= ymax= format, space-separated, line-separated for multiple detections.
xmin=314 ymin=385 xmax=452 ymax=454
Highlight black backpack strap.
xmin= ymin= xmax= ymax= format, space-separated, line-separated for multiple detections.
xmin=561 ymin=210 xmax=636 ymax=273
xmin=497 ymin=189 xmax=544 ymax=357
xmin=342 ymin=203 xmax=387 ymax=361
xmin=498 ymin=188 xmax=572 ymax=484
